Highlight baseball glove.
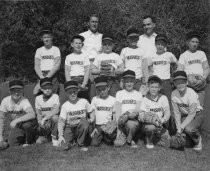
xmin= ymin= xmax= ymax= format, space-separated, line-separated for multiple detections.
xmin=43 ymin=119 xmax=52 ymax=131
xmin=118 ymin=112 xmax=129 ymax=127
xmin=127 ymin=109 xmax=139 ymax=120
xmin=0 ymin=141 xmax=9 ymax=150
xmin=100 ymin=61 xmax=115 ymax=76
xmin=188 ymin=74 xmax=206 ymax=92
xmin=101 ymin=120 xmax=117 ymax=135
xmin=138 ymin=112 xmax=162 ymax=127
xmin=170 ymin=133 xmax=186 ymax=149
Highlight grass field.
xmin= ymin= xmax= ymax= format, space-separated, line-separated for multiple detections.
xmin=0 ymin=137 xmax=210 ymax=171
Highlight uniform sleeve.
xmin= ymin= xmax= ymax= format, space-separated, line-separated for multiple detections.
xmin=84 ymin=55 xmax=90 ymax=66
xmin=0 ymin=98 xmax=8 ymax=113
xmin=136 ymin=92 xmax=143 ymax=102
xmin=90 ymin=97 xmax=96 ymax=110
xmin=54 ymin=47 xmax=61 ymax=58
xmin=65 ymin=55 xmax=71 ymax=66
xmin=120 ymin=49 xmax=125 ymax=62
xmin=60 ymin=105 xmax=67 ymax=120
xmin=170 ymin=53 xmax=177 ymax=63
xmin=93 ymin=55 xmax=100 ymax=68
xmin=200 ymin=51 xmax=208 ymax=62
xmin=35 ymin=48 xmax=41 ymax=59
xmin=140 ymin=98 xmax=147 ymax=112
xmin=115 ymin=91 xmax=122 ymax=103
xmin=188 ymin=90 xmax=199 ymax=107
xmin=52 ymin=94 xmax=60 ymax=108
xmin=178 ymin=53 xmax=185 ymax=65
xmin=85 ymin=100 xmax=93 ymax=113
xmin=116 ymin=54 xmax=123 ymax=66
xmin=162 ymin=96 xmax=170 ymax=109
xmin=35 ymin=97 xmax=41 ymax=110
xmin=22 ymin=99 xmax=33 ymax=111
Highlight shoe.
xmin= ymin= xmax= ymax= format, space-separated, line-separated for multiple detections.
xmin=52 ymin=138 xmax=59 ymax=147
xmin=80 ymin=146 xmax=88 ymax=152
xmin=146 ymin=143 xmax=154 ymax=149
xmin=22 ymin=144 xmax=29 ymax=147
xmin=127 ymin=141 xmax=138 ymax=148
xmin=193 ymin=136 xmax=202 ymax=151
xmin=114 ymin=130 xmax=126 ymax=147
xmin=36 ymin=136 xmax=48 ymax=144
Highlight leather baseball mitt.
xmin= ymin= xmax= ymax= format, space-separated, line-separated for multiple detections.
xmin=100 ymin=61 xmax=115 ymax=76
xmin=138 ymin=112 xmax=162 ymax=127
xmin=188 ymin=74 xmax=206 ymax=92
xmin=101 ymin=120 xmax=117 ymax=135
xmin=170 ymin=133 xmax=186 ymax=149
xmin=118 ymin=112 xmax=129 ymax=127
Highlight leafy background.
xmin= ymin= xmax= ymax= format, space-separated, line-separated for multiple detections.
xmin=0 ymin=0 xmax=209 ymax=83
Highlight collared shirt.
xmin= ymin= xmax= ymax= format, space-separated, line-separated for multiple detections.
xmin=137 ymin=33 xmax=157 ymax=59
xmin=80 ymin=30 xmax=102 ymax=61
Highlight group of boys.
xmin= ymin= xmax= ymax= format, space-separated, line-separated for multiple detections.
xmin=0 ymin=15 xmax=209 ymax=152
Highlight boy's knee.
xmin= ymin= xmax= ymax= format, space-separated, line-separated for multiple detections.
xmin=91 ymin=139 xmax=100 ymax=147
xmin=144 ymin=124 xmax=156 ymax=133
xmin=21 ymin=120 xmax=36 ymax=131
xmin=51 ymin=115 xmax=59 ymax=123
xmin=126 ymin=120 xmax=139 ymax=131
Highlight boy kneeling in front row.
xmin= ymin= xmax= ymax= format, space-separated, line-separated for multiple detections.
xmin=35 ymin=78 xmax=60 ymax=146
xmin=57 ymin=81 xmax=94 ymax=151
xmin=90 ymin=76 xmax=117 ymax=146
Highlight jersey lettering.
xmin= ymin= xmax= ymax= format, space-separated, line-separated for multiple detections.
xmin=68 ymin=109 xmax=86 ymax=116
xmin=122 ymin=99 xmax=136 ymax=104
xmin=42 ymin=55 xmax=54 ymax=60
xmin=153 ymin=61 xmax=168 ymax=65
xmin=127 ymin=55 xmax=141 ymax=60
xmin=101 ymin=60 xmax=115 ymax=64
xmin=41 ymin=107 xmax=52 ymax=111
xmin=96 ymin=106 xmax=112 ymax=111
xmin=70 ymin=61 xmax=84 ymax=65
xmin=178 ymin=103 xmax=188 ymax=108
xmin=188 ymin=59 xmax=201 ymax=65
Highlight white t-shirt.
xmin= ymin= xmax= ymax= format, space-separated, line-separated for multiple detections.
xmin=140 ymin=95 xmax=169 ymax=119
xmin=80 ymin=30 xmax=102 ymax=60
xmin=93 ymin=52 xmax=123 ymax=70
xmin=179 ymin=50 xmax=207 ymax=76
xmin=65 ymin=52 xmax=90 ymax=77
xmin=137 ymin=33 xmax=157 ymax=59
xmin=149 ymin=52 xmax=177 ymax=80
xmin=60 ymin=98 xmax=93 ymax=127
xmin=0 ymin=96 xmax=33 ymax=120
xmin=35 ymin=94 xmax=60 ymax=117
xmin=91 ymin=95 xmax=116 ymax=125
xmin=116 ymin=90 xmax=143 ymax=114
xmin=35 ymin=46 xmax=61 ymax=71
xmin=120 ymin=47 xmax=146 ymax=79
xmin=171 ymin=87 xmax=202 ymax=116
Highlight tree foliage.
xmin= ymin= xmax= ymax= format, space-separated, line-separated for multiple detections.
xmin=0 ymin=0 xmax=209 ymax=82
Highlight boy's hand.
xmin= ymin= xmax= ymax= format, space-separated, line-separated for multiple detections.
xmin=90 ymin=128 xmax=98 ymax=138
xmin=177 ymin=127 xmax=183 ymax=134
xmin=58 ymin=136 xmax=65 ymax=146
xmin=10 ymin=118 xmax=21 ymax=128
xmin=41 ymin=117 xmax=47 ymax=127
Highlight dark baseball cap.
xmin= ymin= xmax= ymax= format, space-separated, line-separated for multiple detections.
xmin=155 ymin=34 xmax=168 ymax=43
xmin=173 ymin=71 xmax=187 ymax=81
xmin=64 ymin=81 xmax=78 ymax=91
xmin=71 ymin=35 xmax=85 ymax=42
xmin=186 ymin=31 xmax=201 ymax=40
xmin=123 ymin=70 xmax=135 ymax=78
xmin=9 ymin=80 xmax=24 ymax=90
xmin=102 ymin=33 xmax=114 ymax=41
xmin=148 ymin=75 xmax=162 ymax=85
xmin=39 ymin=27 xmax=53 ymax=36
xmin=94 ymin=77 xmax=108 ymax=87
xmin=127 ymin=27 xmax=139 ymax=37
xmin=40 ymin=77 xmax=52 ymax=87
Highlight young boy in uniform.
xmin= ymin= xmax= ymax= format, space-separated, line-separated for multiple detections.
xmin=171 ymin=71 xmax=203 ymax=151
xmin=139 ymin=75 xmax=171 ymax=149
xmin=120 ymin=27 xmax=148 ymax=91
xmin=57 ymin=81 xmax=94 ymax=151
xmin=114 ymin=70 xmax=142 ymax=148
xmin=35 ymin=78 xmax=60 ymax=146
xmin=92 ymin=33 xmax=124 ymax=97
xmin=0 ymin=80 xmax=37 ymax=148
xmin=90 ymin=77 xmax=117 ymax=146
xmin=65 ymin=35 xmax=90 ymax=101
xmin=148 ymin=34 xmax=177 ymax=102
xmin=34 ymin=28 xmax=61 ymax=95
xmin=178 ymin=31 xmax=210 ymax=106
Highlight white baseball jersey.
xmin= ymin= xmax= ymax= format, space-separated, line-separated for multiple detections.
xmin=60 ymin=98 xmax=93 ymax=127
xmin=120 ymin=47 xmax=146 ymax=79
xmin=80 ymin=30 xmax=102 ymax=60
xmin=140 ymin=94 xmax=169 ymax=119
xmin=93 ymin=52 xmax=123 ymax=70
xmin=91 ymin=95 xmax=116 ymax=125
xmin=179 ymin=50 xmax=207 ymax=76
xmin=35 ymin=46 xmax=61 ymax=71
xmin=35 ymin=94 xmax=60 ymax=117
xmin=137 ymin=33 xmax=157 ymax=59
xmin=116 ymin=89 xmax=143 ymax=114
xmin=65 ymin=52 xmax=90 ymax=77
xmin=149 ymin=52 xmax=177 ymax=80
xmin=0 ymin=96 xmax=33 ymax=120
xmin=171 ymin=87 xmax=202 ymax=116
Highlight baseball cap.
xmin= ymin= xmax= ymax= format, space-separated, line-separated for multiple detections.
xmin=148 ymin=75 xmax=162 ymax=84
xmin=186 ymin=31 xmax=201 ymax=40
xmin=39 ymin=27 xmax=53 ymax=36
xmin=9 ymin=80 xmax=24 ymax=90
xmin=173 ymin=71 xmax=187 ymax=81
xmin=64 ymin=81 xmax=78 ymax=91
xmin=123 ymin=70 xmax=135 ymax=78
xmin=71 ymin=35 xmax=85 ymax=42
xmin=102 ymin=33 xmax=114 ymax=41
xmin=155 ymin=34 xmax=168 ymax=43
xmin=94 ymin=77 xmax=108 ymax=87
xmin=40 ymin=77 xmax=52 ymax=87
xmin=126 ymin=27 xmax=139 ymax=37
